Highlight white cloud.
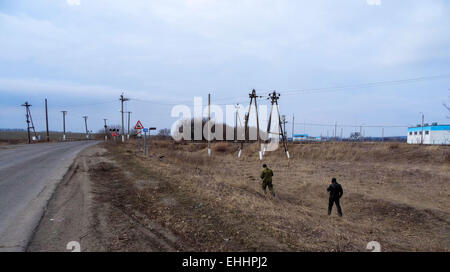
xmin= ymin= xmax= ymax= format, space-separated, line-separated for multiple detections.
xmin=67 ymin=0 xmax=81 ymax=6
xmin=0 ymin=77 xmax=192 ymax=104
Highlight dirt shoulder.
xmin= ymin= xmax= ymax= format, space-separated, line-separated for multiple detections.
xmin=28 ymin=144 xmax=183 ymax=252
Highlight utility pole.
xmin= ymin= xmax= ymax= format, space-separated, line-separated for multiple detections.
xmin=120 ymin=93 xmax=129 ymax=143
xmin=267 ymin=91 xmax=290 ymax=159
xmin=208 ymin=93 xmax=211 ymax=157
xmin=334 ymin=122 xmax=337 ymax=141
xmin=420 ymin=112 xmax=424 ymax=145
xmin=127 ymin=111 xmax=131 ymax=140
xmin=21 ymin=102 xmax=36 ymax=144
xmin=281 ymin=115 xmax=288 ymax=140
xmin=382 ymin=127 xmax=384 ymax=142
xmin=340 ymin=127 xmax=343 ymax=141
xmin=83 ymin=116 xmax=89 ymax=139
xmin=292 ymin=114 xmax=295 ymax=139
xmin=104 ymin=118 xmax=108 ymax=140
xmin=61 ymin=111 xmax=67 ymax=141
xmin=240 ymin=89 xmax=262 ymax=158
xmin=235 ymin=104 xmax=238 ymax=143
xmin=360 ymin=125 xmax=363 ymax=142
xmin=45 ymin=99 xmax=50 ymax=142
xmin=144 ymin=129 xmax=147 ymax=156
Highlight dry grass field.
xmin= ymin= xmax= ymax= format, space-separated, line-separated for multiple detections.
xmin=91 ymin=140 xmax=449 ymax=252
xmin=0 ymin=131 xmax=99 ymax=145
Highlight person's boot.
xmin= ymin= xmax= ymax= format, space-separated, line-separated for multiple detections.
xmin=328 ymin=210 xmax=332 ymax=216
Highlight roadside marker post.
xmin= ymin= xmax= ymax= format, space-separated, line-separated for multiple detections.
xmin=138 ymin=134 xmax=142 ymax=151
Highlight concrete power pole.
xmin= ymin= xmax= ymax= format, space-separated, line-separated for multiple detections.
xmin=235 ymin=104 xmax=238 ymax=143
xmin=127 ymin=111 xmax=131 ymax=140
xmin=103 ymin=118 xmax=108 ymax=140
xmin=45 ymin=99 xmax=50 ymax=142
xmin=83 ymin=116 xmax=89 ymax=139
xmin=334 ymin=122 xmax=337 ymax=141
xmin=360 ymin=125 xmax=363 ymax=142
xmin=292 ymin=114 xmax=295 ymax=139
xmin=61 ymin=111 xmax=67 ymax=141
xmin=208 ymin=93 xmax=211 ymax=157
xmin=120 ymin=93 xmax=129 ymax=143
xmin=420 ymin=112 xmax=424 ymax=145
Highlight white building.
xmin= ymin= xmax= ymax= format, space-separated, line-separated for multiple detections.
xmin=407 ymin=123 xmax=450 ymax=145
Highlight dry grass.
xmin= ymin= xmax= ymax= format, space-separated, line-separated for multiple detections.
xmin=105 ymin=140 xmax=450 ymax=252
xmin=0 ymin=131 xmax=103 ymax=145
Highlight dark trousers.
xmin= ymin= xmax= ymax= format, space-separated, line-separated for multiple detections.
xmin=262 ymin=181 xmax=275 ymax=196
xmin=328 ymin=197 xmax=343 ymax=216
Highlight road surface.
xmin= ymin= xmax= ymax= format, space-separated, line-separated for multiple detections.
xmin=0 ymin=141 xmax=99 ymax=251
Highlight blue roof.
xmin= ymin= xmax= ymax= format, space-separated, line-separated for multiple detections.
xmin=408 ymin=125 xmax=450 ymax=132
xmin=294 ymin=134 xmax=308 ymax=137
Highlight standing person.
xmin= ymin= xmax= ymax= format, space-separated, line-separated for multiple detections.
xmin=327 ymin=178 xmax=343 ymax=217
xmin=260 ymin=164 xmax=275 ymax=196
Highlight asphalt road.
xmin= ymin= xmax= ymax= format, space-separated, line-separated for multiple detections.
xmin=0 ymin=141 xmax=99 ymax=251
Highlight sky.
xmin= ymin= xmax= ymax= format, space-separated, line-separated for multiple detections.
xmin=0 ymin=0 xmax=449 ymax=137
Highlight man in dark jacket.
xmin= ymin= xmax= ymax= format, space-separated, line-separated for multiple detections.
xmin=327 ymin=178 xmax=343 ymax=217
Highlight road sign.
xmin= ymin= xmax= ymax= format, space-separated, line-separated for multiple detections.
xmin=134 ymin=120 xmax=144 ymax=130
xmin=143 ymin=128 xmax=149 ymax=133
xmin=149 ymin=127 xmax=157 ymax=130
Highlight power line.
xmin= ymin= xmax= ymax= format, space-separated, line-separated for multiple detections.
xmin=271 ymin=74 xmax=450 ymax=96
xmin=293 ymin=122 xmax=408 ymax=128
xmin=57 ymin=101 xmax=116 ymax=108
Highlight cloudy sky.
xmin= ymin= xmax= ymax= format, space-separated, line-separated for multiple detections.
xmin=0 ymin=0 xmax=449 ymax=137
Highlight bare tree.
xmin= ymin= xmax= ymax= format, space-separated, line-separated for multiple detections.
xmin=158 ymin=128 xmax=171 ymax=137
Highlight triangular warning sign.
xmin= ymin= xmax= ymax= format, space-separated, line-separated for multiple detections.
xmin=134 ymin=120 xmax=144 ymax=130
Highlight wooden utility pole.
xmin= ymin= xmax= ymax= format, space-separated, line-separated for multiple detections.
xmin=22 ymin=102 xmax=33 ymax=143
xmin=240 ymin=89 xmax=262 ymax=158
xmin=45 ymin=99 xmax=50 ymax=142
xmin=267 ymin=91 xmax=290 ymax=159
xmin=83 ymin=116 xmax=89 ymax=139
xmin=245 ymin=89 xmax=261 ymax=142
xmin=61 ymin=111 xmax=67 ymax=141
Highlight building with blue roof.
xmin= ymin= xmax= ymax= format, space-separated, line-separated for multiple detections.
xmin=407 ymin=123 xmax=450 ymax=145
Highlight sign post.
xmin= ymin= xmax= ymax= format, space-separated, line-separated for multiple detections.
xmin=143 ymin=127 xmax=149 ymax=156
xmin=135 ymin=121 xmax=144 ymax=152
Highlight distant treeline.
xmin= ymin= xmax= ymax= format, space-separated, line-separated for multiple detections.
xmin=0 ymin=128 xmax=26 ymax=132
xmin=174 ymin=118 xmax=267 ymax=142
